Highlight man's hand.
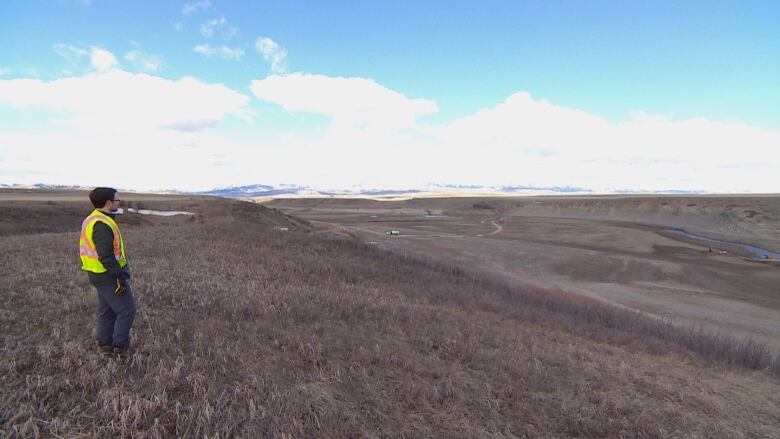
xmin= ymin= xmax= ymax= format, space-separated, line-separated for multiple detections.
xmin=114 ymin=278 xmax=126 ymax=296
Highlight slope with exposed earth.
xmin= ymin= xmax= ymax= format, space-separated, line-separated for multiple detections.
xmin=269 ymin=195 xmax=780 ymax=349
xmin=2 ymin=191 xmax=780 ymax=437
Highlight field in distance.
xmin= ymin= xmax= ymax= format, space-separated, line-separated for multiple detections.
xmin=268 ymin=194 xmax=780 ymax=350
xmin=2 ymin=190 xmax=780 ymax=437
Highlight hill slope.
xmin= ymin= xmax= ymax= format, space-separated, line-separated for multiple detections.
xmin=1 ymin=195 xmax=779 ymax=437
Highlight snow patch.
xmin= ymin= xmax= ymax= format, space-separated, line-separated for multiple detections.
xmin=123 ymin=208 xmax=193 ymax=217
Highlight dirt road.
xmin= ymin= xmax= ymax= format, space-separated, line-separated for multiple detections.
xmin=488 ymin=219 xmax=503 ymax=235
xmin=271 ymin=195 xmax=780 ymax=349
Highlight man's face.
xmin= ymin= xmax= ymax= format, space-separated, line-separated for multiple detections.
xmin=107 ymin=193 xmax=121 ymax=212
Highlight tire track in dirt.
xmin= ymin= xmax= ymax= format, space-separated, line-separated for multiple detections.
xmin=488 ymin=219 xmax=503 ymax=235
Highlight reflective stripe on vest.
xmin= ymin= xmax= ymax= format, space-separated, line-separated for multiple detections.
xmin=79 ymin=209 xmax=127 ymax=273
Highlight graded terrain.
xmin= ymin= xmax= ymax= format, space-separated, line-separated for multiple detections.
xmin=268 ymin=195 xmax=780 ymax=349
xmin=2 ymin=190 xmax=779 ymax=437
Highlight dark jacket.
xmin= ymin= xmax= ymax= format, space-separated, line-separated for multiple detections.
xmin=87 ymin=213 xmax=130 ymax=285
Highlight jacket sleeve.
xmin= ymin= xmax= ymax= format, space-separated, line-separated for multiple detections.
xmin=92 ymin=222 xmax=122 ymax=278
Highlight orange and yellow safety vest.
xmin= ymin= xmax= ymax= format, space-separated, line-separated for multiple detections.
xmin=79 ymin=209 xmax=127 ymax=273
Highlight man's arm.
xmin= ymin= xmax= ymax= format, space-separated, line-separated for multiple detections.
xmin=92 ymin=222 xmax=123 ymax=278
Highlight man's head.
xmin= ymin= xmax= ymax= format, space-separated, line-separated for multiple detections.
xmin=89 ymin=187 xmax=120 ymax=211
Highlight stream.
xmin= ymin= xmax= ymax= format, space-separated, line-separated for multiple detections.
xmin=668 ymin=228 xmax=780 ymax=260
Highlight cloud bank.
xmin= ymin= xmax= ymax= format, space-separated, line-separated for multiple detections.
xmin=426 ymin=92 xmax=780 ymax=191
xmin=1 ymin=51 xmax=778 ymax=192
xmin=0 ymin=69 xmax=251 ymax=132
xmin=0 ymin=54 xmax=254 ymax=189
xmin=251 ymin=73 xmax=438 ymax=131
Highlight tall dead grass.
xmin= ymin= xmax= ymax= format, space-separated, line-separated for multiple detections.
xmin=327 ymin=234 xmax=780 ymax=373
xmin=1 ymin=200 xmax=779 ymax=438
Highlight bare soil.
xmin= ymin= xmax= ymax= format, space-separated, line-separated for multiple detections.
xmin=269 ymin=195 xmax=780 ymax=349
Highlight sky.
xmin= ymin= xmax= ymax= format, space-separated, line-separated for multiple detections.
xmin=0 ymin=0 xmax=778 ymax=193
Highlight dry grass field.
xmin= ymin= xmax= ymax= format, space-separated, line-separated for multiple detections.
xmin=2 ymin=190 xmax=780 ymax=437
xmin=269 ymin=195 xmax=780 ymax=350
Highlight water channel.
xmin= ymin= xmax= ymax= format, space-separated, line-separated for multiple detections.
xmin=668 ymin=228 xmax=780 ymax=260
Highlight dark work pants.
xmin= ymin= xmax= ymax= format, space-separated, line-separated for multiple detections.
xmin=91 ymin=279 xmax=136 ymax=347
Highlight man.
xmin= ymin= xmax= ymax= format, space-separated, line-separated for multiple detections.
xmin=79 ymin=187 xmax=136 ymax=358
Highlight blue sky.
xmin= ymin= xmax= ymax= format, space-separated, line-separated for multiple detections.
xmin=1 ymin=1 xmax=779 ymax=192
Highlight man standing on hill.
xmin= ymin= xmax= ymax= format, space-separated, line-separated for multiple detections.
xmin=79 ymin=187 xmax=136 ymax=359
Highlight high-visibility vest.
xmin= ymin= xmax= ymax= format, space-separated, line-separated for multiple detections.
xmin=79 ymin=209 xmax=127 ymax=273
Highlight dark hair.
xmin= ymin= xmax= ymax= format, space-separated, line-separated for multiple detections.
xmin=89 ymin=187 xmax=117 ymax=208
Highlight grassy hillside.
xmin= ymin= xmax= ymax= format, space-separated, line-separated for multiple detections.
xmin=2 ymin=195 xmax=779 ymax=437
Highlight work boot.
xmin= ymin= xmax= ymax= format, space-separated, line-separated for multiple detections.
xmin=113 ymin=345 xmax=130 ymax=360
xmin=98 ymin=344 xmax=114 ymax=357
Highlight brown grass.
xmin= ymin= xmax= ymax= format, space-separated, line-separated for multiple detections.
xmin=2 ymin=196 xmax=780 ymax=438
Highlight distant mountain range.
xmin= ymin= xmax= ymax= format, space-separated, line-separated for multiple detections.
xmin=195 ymin=184 xmax=311 ymax=197
xmin=195 ymin=183 xmax=595 ymax=198
xmin=0 ymin=183 xmax=92 ymax=190
xmin=2 ymin=182 xmax=707 ymax=197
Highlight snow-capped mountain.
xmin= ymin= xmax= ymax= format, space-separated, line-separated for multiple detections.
xmin=0 ymin=183 xmax=92 ymax=190
xmin=195 ymin=183 xmax=595 ymax=198
xmin=196 ymin=184 xmax=313 ymax=197
xmin=3 ymin=182 xmax=707 ymax=197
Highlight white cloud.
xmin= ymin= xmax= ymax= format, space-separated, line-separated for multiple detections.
xmin=0 ymin=68 xmax=257 ymax=191
xmin=247 ymin=78 xmax=779 ymax=192
xmin=0 ymin=69 xmax=252 ymax=132
xmin=255 ymin=37 xmax=287 ymax=74
xmin=0 ymin=130 xmax=265 ymax=191
xmin=194 ymin=44 xmax=244 ymax=61
xmin=53 ymin=44 xmax=119 ymax=74
xmin=200 ymin=17 xmax=226 ymax=38
xmin=250 ymin=73 xmax=438 ymax=131
xmin=124 ymin=49 xmax=163 ymax=73
xmin=89 ymin=47 xmax=119 ymax=72
xmin=172 ymin=21 xmax=185 ymax=32
xmin=2 ymin=62 xmax=778 ymax=192
xmin=0 ymin=67 xmax=11 ymax=76
xmin=182 ymin=0 xmax=210 ymax=15
xmin=434 ymin=92 xmax=614 ymax=159
xmin=447 ymin=91 xmax=778 ymax=167
xmin=426 ymin=91 xmax=780 ymax=191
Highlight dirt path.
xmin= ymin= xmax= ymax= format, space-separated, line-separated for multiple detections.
xmin=488 ymin=219 xmax=503 ymax=235
xmin=291 ymin=203 xmax=780 ymax=350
